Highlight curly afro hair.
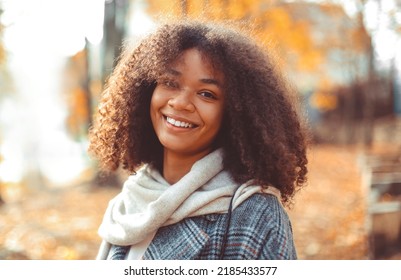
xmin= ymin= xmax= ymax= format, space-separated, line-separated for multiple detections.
xmin=88 ymin=20 xmax=308 ymax=205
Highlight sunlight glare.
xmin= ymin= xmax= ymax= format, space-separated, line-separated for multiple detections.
xmin=0 ymin=140 xmax=24 ymax=183
xmin=127 ymin=0 xmax=155 ymax=37
xmin=38 ymin=131 xmax=88 ymax=186
xmin=0 ymin=0 xmax=106 ymax=186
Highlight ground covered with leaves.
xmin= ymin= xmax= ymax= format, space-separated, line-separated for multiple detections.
xmin=289 ymin=144 xmax=368 ymax=259
xmin=0 ymin=144 xmax=399 ymax=260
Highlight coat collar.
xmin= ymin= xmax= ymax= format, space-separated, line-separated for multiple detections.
xmin=142 ymin=218 xmax=210 ymax=260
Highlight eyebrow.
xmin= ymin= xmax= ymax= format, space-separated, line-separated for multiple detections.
xmin=166 ymin=68 xmax=222 ymax=88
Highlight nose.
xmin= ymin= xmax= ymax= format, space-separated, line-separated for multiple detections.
xmin=167 ymin=90 xmax=195 ymax=112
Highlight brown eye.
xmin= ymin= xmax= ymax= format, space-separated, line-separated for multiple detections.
xmin=199 ymin=91 xmax=217 ymax=100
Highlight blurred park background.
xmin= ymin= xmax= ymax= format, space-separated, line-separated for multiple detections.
xmin=0 ymin=0 xmax=401 ymax=260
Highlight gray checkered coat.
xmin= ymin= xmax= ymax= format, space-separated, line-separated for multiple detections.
xmin=107 ymin=193 xmax=297 ymax=260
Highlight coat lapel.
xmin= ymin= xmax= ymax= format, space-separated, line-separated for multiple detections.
xmin=142 ymin=218 xmax=209 ymax=260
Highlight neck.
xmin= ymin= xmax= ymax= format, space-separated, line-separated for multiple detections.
xmin=162 ymin=149 xmax=212 ymax=184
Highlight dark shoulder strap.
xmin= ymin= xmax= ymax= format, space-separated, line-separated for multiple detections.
xmin=109 ymin=245 xmax=130 ymax=260
xmin=219 ymin=191 xmax=236 ymax=259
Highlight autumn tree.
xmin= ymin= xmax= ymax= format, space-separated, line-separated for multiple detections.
xmin=63 ymin=0 xmax=132 ymax=141
xmin=62 ymin=50 xmax=92 ymax=139
xmin=146 ymin=0 xmax=370 ymax=87
xmin=146 ymin=0 xmax=322 ymax=82
xmin=338 ymin=0 xmax=401 ymax=145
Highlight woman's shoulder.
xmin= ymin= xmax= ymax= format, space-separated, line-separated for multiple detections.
xmin=231 ymin=193 xmax=291 ymax=229
xmin=236 ymin=193 xmax=286 ymax=214
xmin=230 ymin=193 xmax=296 ymax=259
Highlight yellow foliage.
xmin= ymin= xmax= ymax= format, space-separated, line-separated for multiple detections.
xmin=147 ymin=0 xmax=265 ymax=20
xmin=66 ymin=87 xmax=89 ymax=137
xmin=62 ymin=50 xmax=92 ymax=138
xmin=56 ymin=246 xmax=79 ymax=260
xmin=310 ymin=79 xmax=338 ymax=111
xmin=0 ymin=23 xmax=4 ymax=63
xmin=0 ymin=182 xmax=30 ymax=203
xmin=0 ymin=45 xmax=5 ymax=64
xmin=144 ymin=0 xmax=368 ymax=87
xmin=146 ymin=1 xmax=319 ymax=71
xmin=146 ymin=0 xmax=181 ymax=17
xmin=298 ymin=49 xmax=324 ymax=71
xmin=350 ymin=25 xmax=371 ymax=53
xmin=256 ymin=6 xmax=322 ymax=72
xmin=310 ymin=91 xmax=338 ymax=111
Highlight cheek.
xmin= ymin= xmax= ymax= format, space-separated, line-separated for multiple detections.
xmin=215 ymin=105 xmax=225 ymax=135
xmin=203 ymin=104 xmax=225 ymax=134
xmin=150 ymin=87 xmax=169 ymax=110
xmin=150 ymin=91 xmax=161 ymax=125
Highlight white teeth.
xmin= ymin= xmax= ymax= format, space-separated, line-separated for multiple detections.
xmin=166 ymin=117 xmax=194 ymax=128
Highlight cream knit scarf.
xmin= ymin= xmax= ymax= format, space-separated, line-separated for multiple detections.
xmin=98 ymin=148 xmax=281 ymax=246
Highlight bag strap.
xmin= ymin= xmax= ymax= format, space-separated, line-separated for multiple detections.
xmin=219 ymin=190 xmax=236 ymax=259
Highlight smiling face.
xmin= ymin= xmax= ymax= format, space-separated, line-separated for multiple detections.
xmin=150 ymin=48 xmax=225 ymax=161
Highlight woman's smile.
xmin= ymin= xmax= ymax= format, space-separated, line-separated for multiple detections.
xmin=164 ymin=115 xmax=198 ymax=129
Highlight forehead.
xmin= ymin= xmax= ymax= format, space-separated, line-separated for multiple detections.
xmin=168 ymin=48 xmax=224 ymax=80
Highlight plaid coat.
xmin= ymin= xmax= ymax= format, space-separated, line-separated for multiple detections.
xmin=106 ymin=193 xmax=297 ymax=260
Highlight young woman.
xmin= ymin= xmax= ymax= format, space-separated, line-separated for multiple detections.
xmin=88 ymin=20 xmax=308 ymax=260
